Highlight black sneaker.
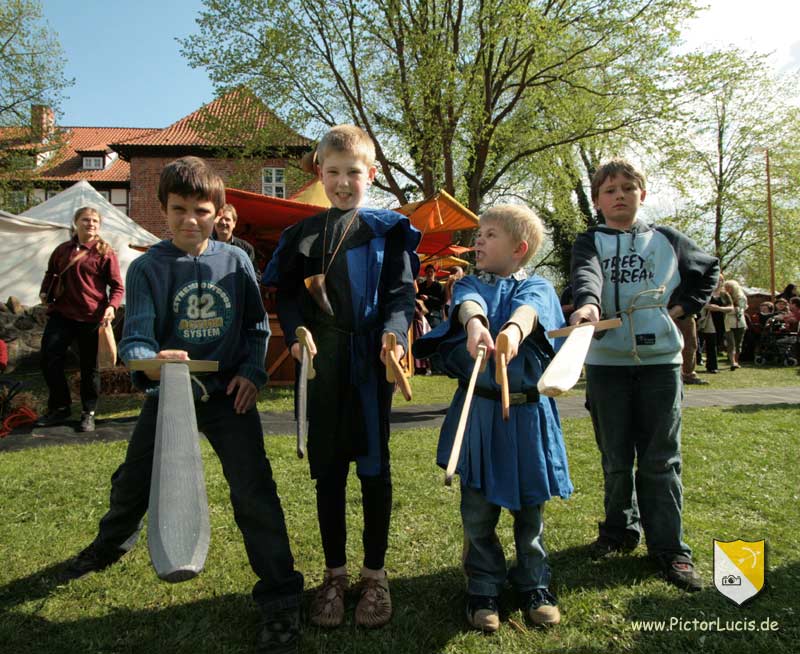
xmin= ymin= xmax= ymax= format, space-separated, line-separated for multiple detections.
xmin=522 ymin=588 xmax=560 ymax=626
xmin=466 ymin=594 xmax=500 ymax=632
xmin=63 ymin=544 xmax=124 ymax=581
xmin=661 ymin=555 xmax=703 ymax=592
xmin=77 ymin=412 xmax=96 ymax=432
xmin=35 ymin=406 xmax=71 ymax=427
xmin=257 ymin=605 xmax=301 ymax=654
xmin=590 ymin=533 xmax=640 ymax=560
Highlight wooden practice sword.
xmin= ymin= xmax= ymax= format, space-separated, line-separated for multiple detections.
xmin=129 ymin=358 xmax=218 ymax=583
xmin=295 ymin=326 xmax=316 ymax=459
xmin=537 ymin=318 xmax=622 ymax=397
xmin=445 ymin=344 xmax=487 ymax=486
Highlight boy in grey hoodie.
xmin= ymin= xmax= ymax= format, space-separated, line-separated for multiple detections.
xmin=570 ymin=158 xmax=718 ymax=592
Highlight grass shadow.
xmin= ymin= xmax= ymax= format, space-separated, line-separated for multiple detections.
xmin=0 ymin=565 xmax=471 ymax=654
xmin=721 ymin=403 xmax=799 ymax=414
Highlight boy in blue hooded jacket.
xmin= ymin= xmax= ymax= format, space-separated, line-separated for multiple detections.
xmin=63 ymin=157 xmax=303 ymax=654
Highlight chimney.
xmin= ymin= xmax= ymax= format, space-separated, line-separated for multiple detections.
xmin=31 ymin=105 xmax=55 ymax=142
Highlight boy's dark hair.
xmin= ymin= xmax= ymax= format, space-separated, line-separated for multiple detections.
xmin=158 ymin=156 xmax=226 ymax=211
xmin=591 ymin=158 xmax=646 ymax=201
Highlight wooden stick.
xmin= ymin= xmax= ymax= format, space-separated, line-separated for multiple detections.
xmin=494 ymin=332 xmax=510 ymax=421
xmin=445 ymin=344 xmax=486 ymax=486
xmin=295 ymin=327 xmax=315 ymax=459
xmin=385 ymin=332 xmax=412 ymax=402
xmin=129 ymin=359 xmax=219 ymax=374
xmin=546 ymin=317 xmax=622 ymax=339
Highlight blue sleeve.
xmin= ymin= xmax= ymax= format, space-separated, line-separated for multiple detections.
xmin=236 ymin=252 xmax=269 ymax=388
xmin=118 ymin=257 xmax=160 ymax=390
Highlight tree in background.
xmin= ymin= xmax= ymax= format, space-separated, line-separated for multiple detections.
xmin=655 ymin=49 xmax=800 ymax=288
xmin=181 ymin=0 xmax=699 ymax=217
xmin=0 ymin=0 xmax=73 ymax=211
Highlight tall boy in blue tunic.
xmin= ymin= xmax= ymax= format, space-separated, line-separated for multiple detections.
xmin=413 ymin=205 xmax=572 ymax=632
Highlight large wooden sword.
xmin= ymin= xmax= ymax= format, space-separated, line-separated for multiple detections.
xmin=295 ymin=327 xmax=316 ymax=459
xmin=537 ymin=318 xmax=621 ymax=397
xmin=129 ymin=359 xmax=218 ymax=583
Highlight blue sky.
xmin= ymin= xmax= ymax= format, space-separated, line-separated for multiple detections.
xmin=42 ymin=0 xmax=800 ymax=129
xmin=41 ymin=0 xmax=214 ymax=127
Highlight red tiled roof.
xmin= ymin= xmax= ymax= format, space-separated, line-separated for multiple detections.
xmin=40 ymin=127 xmax=158 ymax=182
xmin=1 ymin=126 xmax=158 ymax=183
xmin=112 ymin=88 xmax=311 ymax=149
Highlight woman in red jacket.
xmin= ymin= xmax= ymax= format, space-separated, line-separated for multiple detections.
xmin=36 ymin=207 xmax=124 ymax=432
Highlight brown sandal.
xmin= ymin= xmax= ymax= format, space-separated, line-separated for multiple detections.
xmin=310 ymin=572 xmax=349 ymax=628
xmin=354 ymin=573 xmax=392 ymax=628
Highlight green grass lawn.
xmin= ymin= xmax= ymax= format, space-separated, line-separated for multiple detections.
xmin=1 ymin=405 xmax=797 ymax=653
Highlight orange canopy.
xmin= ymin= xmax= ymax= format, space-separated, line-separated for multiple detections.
xmin=225 ymin=187 xmax=477 ymax=266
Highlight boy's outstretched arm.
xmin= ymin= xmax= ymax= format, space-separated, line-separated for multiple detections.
xmin=380 ymin=224 xmax=417 ymax=358
xmin=458 ymin=301 xmax=494 ymax=359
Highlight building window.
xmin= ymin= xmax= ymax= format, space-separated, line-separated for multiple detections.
xmin=82 ymin=156 xmax=104 ymax=170
xmin=262 ymin=167 xmax=285 ymax=198
xmin=97 ymin=190 xmax=110 ymax=201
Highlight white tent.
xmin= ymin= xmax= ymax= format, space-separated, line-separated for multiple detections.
xmin=0 ymin=182 xmax=159 ymax=306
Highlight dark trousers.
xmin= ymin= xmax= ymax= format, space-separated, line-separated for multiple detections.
xmin=40 ymin=312 xmax=100 ymax=413
xmin=702 ymin=332 xmax=718 ymax=372
xmin=315 ymin=458 xmax=392 ymax=570
xmin=585 ymin=364 xmax=691 ymax=560
xmin=92 ymin=392 xmax=304 ymax=610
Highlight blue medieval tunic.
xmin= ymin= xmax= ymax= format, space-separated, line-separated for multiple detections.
xmin=413 ymin=274 xmax=573 ymax=510
xmin=263 ymin=208 xmax=420 ymax=478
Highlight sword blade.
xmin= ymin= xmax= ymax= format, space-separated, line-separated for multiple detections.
xmin=148 ymin=362 xmax=210 ymax=583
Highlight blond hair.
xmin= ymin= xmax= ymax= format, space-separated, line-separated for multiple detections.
xmin=479 ymin=204 xmax=544 ymax=268
xmin=316 ymin=124 xmax=376 ymax=167
xmin=73 ymin=206 xmax=113 ymax=257
xmin=723 ymin=279 xmax=745 ymax=304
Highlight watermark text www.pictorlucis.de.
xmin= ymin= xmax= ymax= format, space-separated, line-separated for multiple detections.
xmin=631 ymin=617 xmax=779 ymax=633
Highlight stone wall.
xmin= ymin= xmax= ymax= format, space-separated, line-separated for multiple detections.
xmin=0 ymin=298 xmax=50 ymax=372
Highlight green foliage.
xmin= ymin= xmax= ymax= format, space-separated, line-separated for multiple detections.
xmin=0 ymin=0 xmax=72 ymax=125
xmin=181 ymin=0 xmax=700 ymax=217
xmin=654 ymin=48 xmax=800 ymax=287
xmin=0 ymin=0 xmax=73 ymax=212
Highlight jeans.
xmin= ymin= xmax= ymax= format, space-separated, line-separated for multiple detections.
xmin=585 ymin=364 xmax=691 ymax=559
xmin=40 ymin=312 xmax=100 ymax=412
xmin=92 ymin=392 xmax=304 ymax=610
xmin=461 ymin=485 xmax=550 ymax=597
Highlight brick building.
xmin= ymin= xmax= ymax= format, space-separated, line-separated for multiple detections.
xmin=1 ymin=88 xmax=313 ymax=236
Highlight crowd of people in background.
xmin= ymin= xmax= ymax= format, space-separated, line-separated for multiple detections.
xmin=414 ymin=267 xmax=799 ymax=378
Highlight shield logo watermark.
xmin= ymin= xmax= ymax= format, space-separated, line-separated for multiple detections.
xmin=713 ymin=539 xmax=765 ymax=605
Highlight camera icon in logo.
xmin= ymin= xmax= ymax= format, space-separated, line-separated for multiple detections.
xmin=721 ymin=574 xmax=741 ymax=586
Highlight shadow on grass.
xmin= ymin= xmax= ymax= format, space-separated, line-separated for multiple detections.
xmin=721 ymin=403 xmax=799 ymax=414
xmin=551 ymin=543 xmax=664 ymax=593
xmin=0 ymin=564 xmax=470 ymax=654
xmin=624 ymin=560 xmax=799 ymax=651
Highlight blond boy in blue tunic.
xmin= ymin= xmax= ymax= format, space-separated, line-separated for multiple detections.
xmin=413 ymin=205 xmax=572 ymax=632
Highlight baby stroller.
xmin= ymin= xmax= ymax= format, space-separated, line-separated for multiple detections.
xmin=754 ymin=315 xmax=799 ymax=366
